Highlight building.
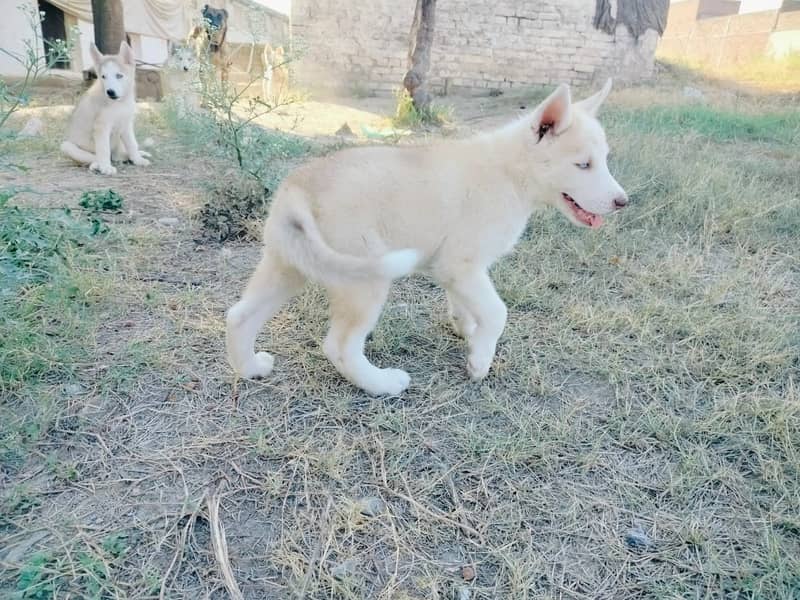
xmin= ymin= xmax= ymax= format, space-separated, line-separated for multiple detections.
xmin=0 ymin=0 xmax=289 ymax=80
xmin=659 ymin=0 xmax=800 ymax=66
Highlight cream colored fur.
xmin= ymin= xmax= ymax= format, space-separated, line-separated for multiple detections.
xmin=226 ymin=80 xmax=628 ymax=396
xmin=261 ymin=44 xmax=288 ymax=103
xmin=188 ymin=24 xmax=231 ymax=84
xmin=162 ymin=44 xmax=201 ymax=116
xmin=60 ymin=42 xmax=149 ymax=176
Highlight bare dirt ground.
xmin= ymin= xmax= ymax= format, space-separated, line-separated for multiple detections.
xmin=1 ymin=72 xmax=799 ymax=599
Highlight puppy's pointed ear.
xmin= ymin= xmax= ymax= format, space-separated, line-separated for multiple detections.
xmin=89 ymin=43 xmax=103 ymax=69
xmin=119 ymin=41 xmax=135 ymax=66
xmin=531 ymin=83 xmax=572 ymax=142
xmin=576 ymin=78 xmax=612 ymax=117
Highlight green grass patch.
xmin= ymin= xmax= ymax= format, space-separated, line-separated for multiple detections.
xmin=0 ymin=189 xmax=114 ymax=476
xmin=393 ymin=88 xmax=452 ymax=128
xmin=607 ymin=104 xmax=800 ymax=144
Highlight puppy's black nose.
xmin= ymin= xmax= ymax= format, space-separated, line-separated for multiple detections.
xmin=106 ymin=90 xmax=117 ymax=99
xmin=183 ymin=66 xmax=189 ymax=71
xmin=613 ymin=195 xmax=628 ymax=209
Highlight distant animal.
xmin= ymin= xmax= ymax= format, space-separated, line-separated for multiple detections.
xmin=162 ymin=42 xmax=201 ymax=115
xmin=225 ymin=79 xmax=629 ymax=396
xmin=188 ymin=4 xmax=231 ymax=83
xmin=261 ymin=44 xmax=288 ymax=102
xmin=60 ymin=41 xmax=150 ymax=175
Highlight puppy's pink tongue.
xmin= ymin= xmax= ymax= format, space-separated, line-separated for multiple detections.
xmin=589 ymin=214 xmax=604 ymax=229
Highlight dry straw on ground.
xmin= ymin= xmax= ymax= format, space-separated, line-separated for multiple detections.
xmin=1 ymin=71 xmax=799 ymax=599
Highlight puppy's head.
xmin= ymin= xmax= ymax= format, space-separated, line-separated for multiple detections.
xmin=90 ymin=41 xmax=136 ymax=101
xmin=528 ymin=79 xmax=628 ymax=229
xmin=170 ymin=43 xmax=196 ymax=72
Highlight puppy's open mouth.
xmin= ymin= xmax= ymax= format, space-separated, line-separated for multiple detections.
xmin=562 ymin=193 xmax=604 ymax=229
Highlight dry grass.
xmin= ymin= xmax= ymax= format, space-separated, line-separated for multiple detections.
xmin=1 ymin=73 xmax=799 ymax=599
xmin=655 ymin=55 xmax=800 ymax=93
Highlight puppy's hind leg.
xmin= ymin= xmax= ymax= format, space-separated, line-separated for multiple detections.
xmin=60 ymin=141 xmax=96 ymax=165
xmin=323 ymin=281 xmax=410 ymax=396
xmin=226 ymin=251 xmax=306 ymax=379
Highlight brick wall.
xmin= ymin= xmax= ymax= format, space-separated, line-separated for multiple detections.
xmin=658 ymin=0 xmax=800 ymax=66
xmin=291 ymin=0 xmax=660 ymax=95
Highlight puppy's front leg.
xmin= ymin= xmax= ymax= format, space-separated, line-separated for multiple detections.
xmin=121 ymin=121 xmax=150 ymax=166
xmin=446 ymin=271 xmax=508 ymax=380
xmin=89 ymin=124 xmax=117 ymax=175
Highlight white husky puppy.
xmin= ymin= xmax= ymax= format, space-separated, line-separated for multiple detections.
xmin=226 ymin=80 xmax=628 ymax=396
xmin=61 ymin=41 xmax=150 ymax=175
xmin=162 ymin=43 xmax=201 ymax=116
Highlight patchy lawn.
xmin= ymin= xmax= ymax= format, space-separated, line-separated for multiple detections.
xmin=1 ymin=74 xmax=799 ymax=600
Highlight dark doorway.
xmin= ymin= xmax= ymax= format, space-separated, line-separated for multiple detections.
xmin=38 ymin=0 xmax=70 ymax=69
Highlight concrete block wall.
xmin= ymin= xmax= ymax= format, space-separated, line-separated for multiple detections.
xmin=291 ymin=0 xmax=660 ymax=95
xmin=658 ymin=0 xmax=800 ymax=67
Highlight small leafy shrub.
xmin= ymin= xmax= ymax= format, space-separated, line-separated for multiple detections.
xmin=14 ymin=535 xmax=131 ymax=599
xmin=197 ymin=175 xmax=269 ymax=241
xmin=393 ymin=89 xmax=451 ymax=128
xmin=0 ymin=189 xmax=100 ymax=386
xmin=78 ymin=189 xmax=123 ymax=214
xmin=16 ymin=552 xmax=57 ymax=599
xmin=0 ymin=190 xmax=91 ymax=292
xmin=78 ymin=189 xmax=124 ymax=234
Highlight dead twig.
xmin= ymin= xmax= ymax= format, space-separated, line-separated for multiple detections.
xmin=207 ymin=487 xmax=244 ymax=600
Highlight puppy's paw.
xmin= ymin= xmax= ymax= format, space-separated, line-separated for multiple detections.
xmin=89 ymin=162 xmax=117 ymax=175
xmin=239 ymin=352 xmax=274 ymax=380
xmin=363 ymin=368 xmax=410 ymax=397
xmin=467 ymin=353 xmax=491 ymax=381
xmin=132 ymin=156 xmax=150 ymax=166
xmin=138 ymin=150 xmax=152 ymax=159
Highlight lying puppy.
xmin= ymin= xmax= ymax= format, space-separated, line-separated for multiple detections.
xmin=226 ymin=80 xmax=628 ymax=396
xmin=61 ymin=41 xmax=150 ymax=175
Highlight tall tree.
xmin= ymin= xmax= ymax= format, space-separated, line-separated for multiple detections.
xmin=403 ymin=0 xmax=437 ymax=112
xmin=91 ymin=0 xmax=125 ymax=54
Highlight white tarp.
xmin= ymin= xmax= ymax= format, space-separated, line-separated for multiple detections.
xmin=45 ymin=0 xmax=285 ymax=43
xmin=46 ymin=0 xmax=189 ymax=40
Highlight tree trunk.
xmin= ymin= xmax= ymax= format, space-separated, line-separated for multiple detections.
xmin=594 ymin=0 xmax=669 ymax=40
xmin=91 ymin=0 xmax=125 ymax=54
xmin=403 ymin=0 xmax=437 ymax=112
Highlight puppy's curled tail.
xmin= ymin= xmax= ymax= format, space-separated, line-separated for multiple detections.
xmin=269 ymin=195 xmax=419 ymax=285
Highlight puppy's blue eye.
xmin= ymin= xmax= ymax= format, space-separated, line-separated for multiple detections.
xmin=116 ymin=73 xmax=123 ymax=79
xmin=575 ymin=161 xmax=591 ymax=170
